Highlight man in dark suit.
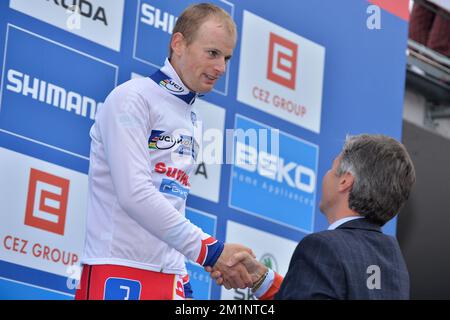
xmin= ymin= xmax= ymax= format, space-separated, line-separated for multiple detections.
xmin=208 ymin=134 xmax=415 ymax=299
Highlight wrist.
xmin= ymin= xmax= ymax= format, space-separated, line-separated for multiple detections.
xmin=251 ymin=266 xmax=269 ymax=292
xmin=251 ymin=265 xmax=268 ymax=284
xmin=252 ymin=269 xmax=275 ymax=298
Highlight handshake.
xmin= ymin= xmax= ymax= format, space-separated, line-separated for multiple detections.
xmin=204 ymin=243 xmax=268 ymax=290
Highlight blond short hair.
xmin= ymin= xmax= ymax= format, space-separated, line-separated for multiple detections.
xmin=169 ymin=3 xmax=237 ymax=58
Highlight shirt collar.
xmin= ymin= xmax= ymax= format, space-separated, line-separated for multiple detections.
xmin=161 ymin=58 xmax=187 ymax=89
xmin=328 ymin=216 xmax=364 ymax=230
xmin=151 ymin=58 xmax=199 ymax=105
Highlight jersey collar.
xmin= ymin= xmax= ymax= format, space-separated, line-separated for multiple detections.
xmin=149 ymin=58 xmax=199 ymax=105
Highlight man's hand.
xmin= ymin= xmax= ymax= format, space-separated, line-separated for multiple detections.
xmin=206 ymin=251 xmax=268 ymax=290
xmin=209 ymin=244 xmax=256 ymax=289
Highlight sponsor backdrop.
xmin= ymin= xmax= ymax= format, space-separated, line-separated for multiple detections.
xmin=0 ymin=0 xmax=409 ymax=299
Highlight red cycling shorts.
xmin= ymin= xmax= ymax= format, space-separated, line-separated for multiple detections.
xmin=74 ymin=264 xmax=186 ymax=300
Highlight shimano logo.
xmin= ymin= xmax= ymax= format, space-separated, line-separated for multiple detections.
xmin=6 ymin=69 xmax=101 ymax=120
xmin=140 ymin=3 xmax=177 ymax=34
xmin=235 ymin=141 xmax=316 ymax=193
xmin=46 ymin=0 xmax=108 ymax=25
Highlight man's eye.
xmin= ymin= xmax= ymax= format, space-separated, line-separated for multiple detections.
xmin=208 ymin=50 xmax=218 ymax=57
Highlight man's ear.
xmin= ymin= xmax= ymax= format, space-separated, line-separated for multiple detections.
xmin=338 ymin=172 xmax=354 ymax=193
xmin=170 ymin=32 xmax=185 ymax=57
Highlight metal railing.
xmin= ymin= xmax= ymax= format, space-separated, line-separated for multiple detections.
xmin=406 ymin=0 xmax=450 ymax=119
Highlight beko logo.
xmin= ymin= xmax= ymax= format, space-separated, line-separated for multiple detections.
xmin=6 ymin=69 xmax=101 ymax=120
xmin=235 ymin=141 xmax=316 ymax=193
xmin=46 ymin=0 xmax=108 ymax=25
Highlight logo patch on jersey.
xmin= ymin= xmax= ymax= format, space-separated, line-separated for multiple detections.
xmin=154 ymin=162 xmax=191 ymax=187
xmin=148 ymin=130 xmax=176 ymax=150
xmin=148 ymin=130 xmax=198 ymax=160
xmin=159 ymin=79 xmax=186 ymax=95
xmin=160 ymin=179 xmax=189 ymax=200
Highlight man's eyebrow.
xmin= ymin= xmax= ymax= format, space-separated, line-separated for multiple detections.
xmin=207 ymin=48 xmax=222 ymax=53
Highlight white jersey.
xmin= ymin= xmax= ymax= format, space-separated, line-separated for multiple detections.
xmin=81 ymin=59 xmax=223 ymax=274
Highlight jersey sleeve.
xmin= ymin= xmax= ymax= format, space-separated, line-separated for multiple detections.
xmin=96 ymin=87 xmax=223 ymax=266
xmin=252 ymin=269 xmax=284 ymax=300
xmin=257 ymin=271 xmax=284 ymax=300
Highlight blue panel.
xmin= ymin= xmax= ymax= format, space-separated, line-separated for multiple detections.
xmin=185 ymin=208 xmax=216 ymax=300
xmin=0 ymin=260 xmax=75 ymax=298
xmin=0 ymin=25 xmax=117 ymax=159
xmin=0 ymin=278 xmax=72 ymax=300
xmin=230 ymin=115 xmax=318 ymax=233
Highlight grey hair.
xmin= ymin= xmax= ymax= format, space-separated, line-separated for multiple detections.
xmin=336 ymin=134 xmax=416 ymax=226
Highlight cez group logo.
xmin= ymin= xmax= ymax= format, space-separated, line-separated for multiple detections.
xmin=267 ymin=33 xmax=298 ymax=90
xmin=134 ymin=0 xmax=234 ymax=95
xmin=0 ymin=148 xmax=88 ymax=278
xmin=24 ymin=168 xmax=70 ymax=236
xmin=237 ymin=10 xmax=325 ymax=133
xmin=0 ymin=25 xmax=118 ymax=159
xmin=229 ymin=115 xmax=318 ymax=233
